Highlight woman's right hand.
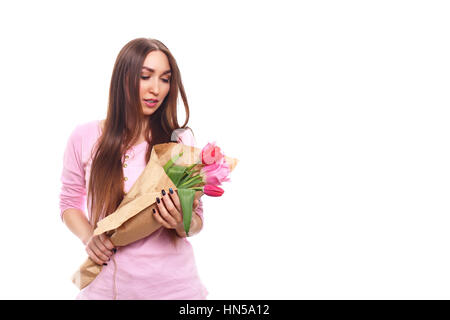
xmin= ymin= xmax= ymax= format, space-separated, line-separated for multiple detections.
xmin=85 ymin=233 xmax=116 ymax=265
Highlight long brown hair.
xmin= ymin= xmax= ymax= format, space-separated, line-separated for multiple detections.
xmin=87 ymin=38 xmax=192 ymax=246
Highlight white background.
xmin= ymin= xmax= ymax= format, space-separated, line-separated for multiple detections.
xmin=0 ymin=0 xmax=449 ymax=299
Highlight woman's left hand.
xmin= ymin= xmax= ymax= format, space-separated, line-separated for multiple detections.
xmin=153 ymin=188 xmax=200 ymax=235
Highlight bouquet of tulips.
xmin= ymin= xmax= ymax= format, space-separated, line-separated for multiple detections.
xmin=72 ymin=140 xmax=238 ymax=289
xmin=163 ymin=141 xmax=231 ymax=235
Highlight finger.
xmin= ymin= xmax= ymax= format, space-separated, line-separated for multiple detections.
xmin=195 ymin=190 xmax=203 ymax=198
xmin=193 ymin=199 xmax=199 ymax=210
xmin=91 ymin=242 xmax=110 ymax=263
xmin=99 ymin=233 xmax=115 ymax=251
xmin=94 ymin=236 xmax=113 ymax=257
xmin=87 ymin=250 xmax=105 ymax=266
xmin=85 ymin=246 xmax=104 ymax=265
xmin=194 ymin=192 xmax=203 ymax=209
xmin=156 ymin=195 xmax=179 ymax=227
xmin=153 ymin=207 xmax=172 ymax=229
xmin=194 ymin=190 xmax=204 ymax=202
xmin=93 ymin=236 xmax=113 ymax=260
xmin=168 ymin=188 xmax=182 ymax=213
xmin=161 ymin=189 xmax=182 ymax=223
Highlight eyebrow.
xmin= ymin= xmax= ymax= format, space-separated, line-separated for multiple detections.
xmin=142 ymin=66 xmax=172 ymax=75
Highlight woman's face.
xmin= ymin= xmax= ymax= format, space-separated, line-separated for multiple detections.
xmin=139 ymin=50 xmax=171 ymax=116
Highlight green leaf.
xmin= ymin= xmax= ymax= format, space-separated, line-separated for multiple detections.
xmin=179 ymin=172 xmax=193 ymax=185
xmin=179 ymin=168 xmax=200 ymax=184
xmin=166 ymin=165 xmax=188 ymax=186
xmin=163 ymin=151 xmax=184 ymax=172
xmin=180 ymin=171 xmax=190 ymax=182
xmin=178 ymin=188 xmax=196 ymax=236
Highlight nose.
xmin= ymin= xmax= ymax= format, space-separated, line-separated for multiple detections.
xmin=148 ymin=77 xmax=159 ymax=95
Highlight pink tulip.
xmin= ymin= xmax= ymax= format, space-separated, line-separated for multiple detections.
xmin=204 ymin=184 xmax=224 ymax=197
xmin=200 ymin=161 xmax=231 ymax=186
xmin=201 ymin=141 xmax=224 ymax=165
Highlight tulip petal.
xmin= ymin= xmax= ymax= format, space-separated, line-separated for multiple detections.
xmin=204 ymin=184 xmax=224 ymax=197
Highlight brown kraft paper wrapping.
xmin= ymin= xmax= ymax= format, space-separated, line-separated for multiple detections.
xmin=71 ymin=142 xmax=239 ymax=290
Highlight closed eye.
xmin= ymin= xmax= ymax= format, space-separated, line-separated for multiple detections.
xmin=141 ymin=76 xmax=170 ymax=83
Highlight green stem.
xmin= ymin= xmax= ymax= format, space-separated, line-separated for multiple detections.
xmin=186 ymin=163 xmax=198 ymax=171
xmin=179 ymin=175 xmax=203 ymax=188
xmin=180 ymin=179 xmax=204 ymax=189
xmin=180 ymin=168 xmax=201 ymax=184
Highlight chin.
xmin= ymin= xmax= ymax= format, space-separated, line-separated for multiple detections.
xmin=142 ymin=105 xmax=159 ymax=115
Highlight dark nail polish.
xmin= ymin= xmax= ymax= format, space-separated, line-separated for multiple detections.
xmin=169 ymin=188 xmax=173 ymax=194
xmin=161 ymin=189 xmax=166 ymax=196
xmin=156 ymin=197 xmax=160 ymax=204
xmin=152 ymin=208 xmax=156 ymax=213
xmin=103 ymin=263 xmax=107 ymax=266
xmin=113 ymin=248 xmax=117 ymax=253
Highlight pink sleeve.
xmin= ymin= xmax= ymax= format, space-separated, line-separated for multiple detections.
xmin=172 ymin=127 xmax=197 ymax=147
xmin=59 ymin=125 xmax=87 ymax=222
xmin=174 ymin=128 xmax=204 ymax=224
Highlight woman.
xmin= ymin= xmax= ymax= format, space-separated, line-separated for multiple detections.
xmin=59 ymin=38 xmax=208 ymax=299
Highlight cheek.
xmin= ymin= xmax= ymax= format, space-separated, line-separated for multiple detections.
xmin=163 ymin=85 xmax=170 ymax=97
xmin=139 ymin=84 xmax=146 ymax=96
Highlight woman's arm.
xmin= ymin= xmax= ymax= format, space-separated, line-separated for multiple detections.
xmin=62 ymin=208 xmax=93 ymax=245
xmin=63 ymin=208 xmax=115 ymax=265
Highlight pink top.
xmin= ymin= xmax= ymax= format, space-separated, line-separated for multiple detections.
xmin=59 ymin=119 xmax=208 ymax=300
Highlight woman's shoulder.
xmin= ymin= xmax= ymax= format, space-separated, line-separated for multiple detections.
xmin=75 ymin=119 xmax=101 ymax=133
xmin=70 ymin=119 xmax=102 ymax=139
xmin=65 ymin=120 xmax=103 ymax=164
xmin=171 ymin=127 xmax=196 ymax=147
xmin=65 ymin=120 xmax=102 ymax=157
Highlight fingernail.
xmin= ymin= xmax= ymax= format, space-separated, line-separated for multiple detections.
xmin=161 ymin=189 xmax=166 ymax=196
xmin=113 ymin=248 xmax=117 ymax=253
xmin=152 ymin=208 xmax=156 ymax=214
xmin=103 ymin=263 xmax=107 ymax=266
xmin=156 ymin=197 xmax=160 ymax=204
xmin=169 ymin=188 xmax=173 ymax=194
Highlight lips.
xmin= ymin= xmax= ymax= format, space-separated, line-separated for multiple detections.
xmin=144 ymin=100 xmax=158 ymax=108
